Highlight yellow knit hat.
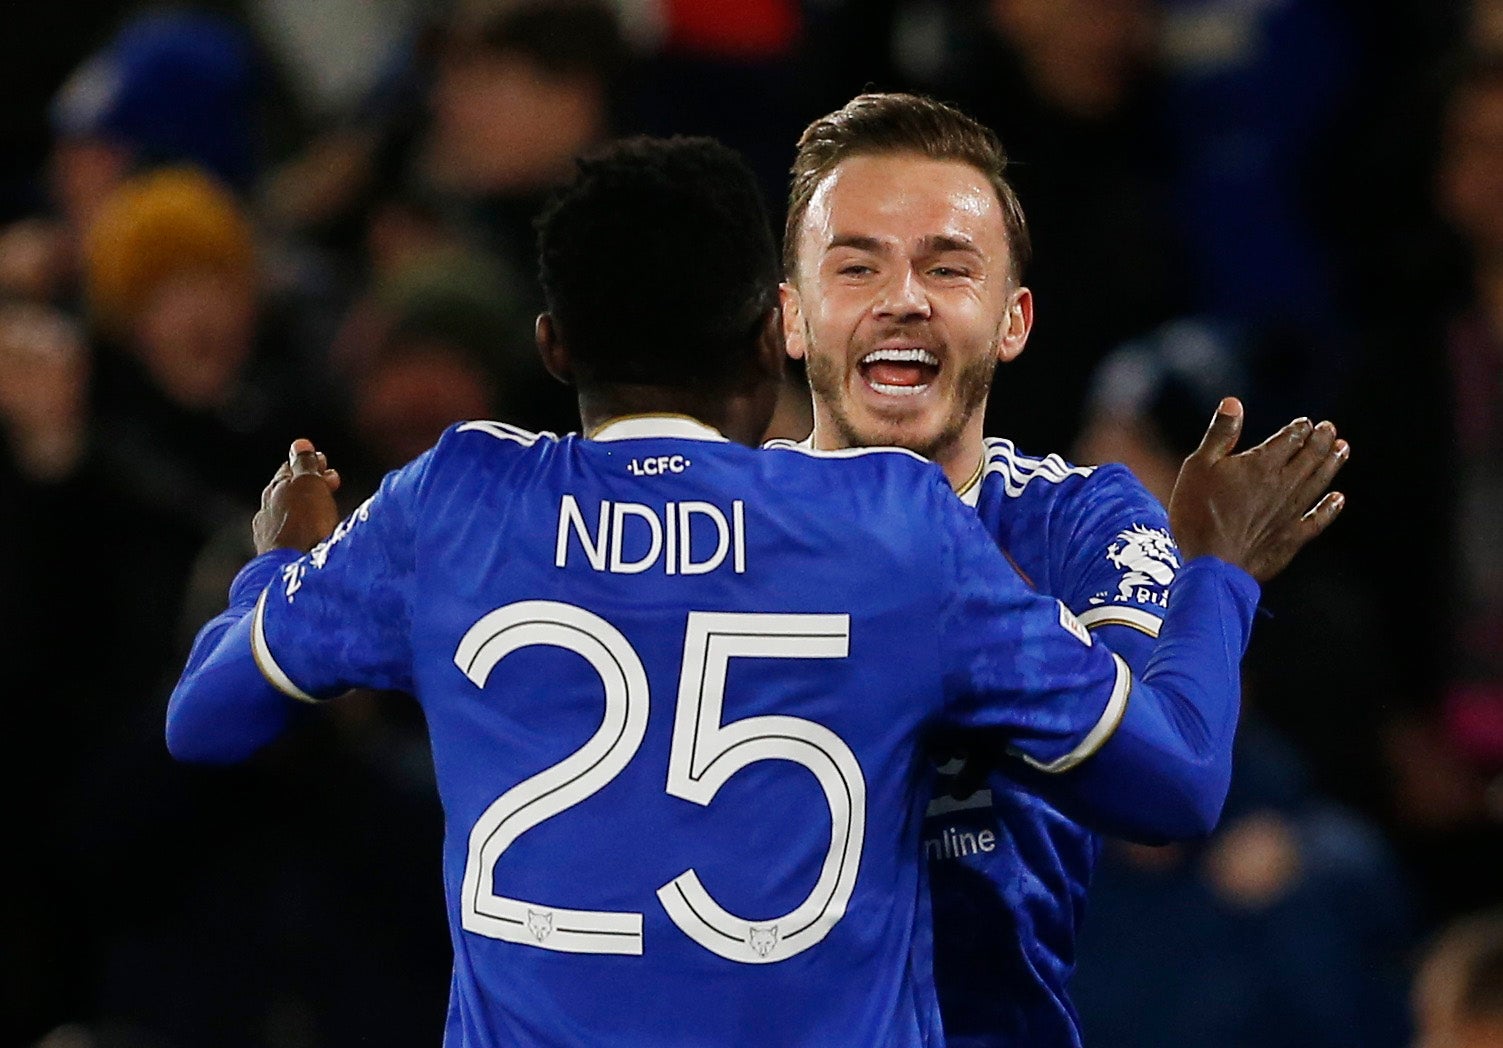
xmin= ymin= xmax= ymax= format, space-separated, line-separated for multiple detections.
xmin=84 ymin=166 xmax=256 ymax=334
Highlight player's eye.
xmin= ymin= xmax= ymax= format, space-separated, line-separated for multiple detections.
xmin=928 ymin=266 xmax=968 ymax=279
xmin=838 ymin=263 xmax=873 ymax=277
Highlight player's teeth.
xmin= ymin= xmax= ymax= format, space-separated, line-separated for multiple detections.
xmin=862 ymin=348 xmax=939 ymax=365
xmin=869 ymin=381 xmax=929 ymax=396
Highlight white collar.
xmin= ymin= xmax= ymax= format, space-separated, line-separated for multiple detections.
xmin=785 ymin=433 xmax=982 ymax=506
xmin=590 ymin=414 xmax=730 ymax=442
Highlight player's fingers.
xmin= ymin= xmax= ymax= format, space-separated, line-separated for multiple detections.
xmin=1287 ymin=438 xmax=1349 ymax=515
xmin=1281 ymin=420 xmax=1338 ymax=487
xmin=1253 ymin=490 xmax=1345 ymax=579
xmin=1251 ymin=416 xmax=1314 ymax=465
xmin=1291 ymin=490 xmax=1347 ymax=545
xmin=323 ymin=468 xmax=342 ymax=493
xmin=1190 ymin=397 xmax=1245 ymax=462
xmin=289 ymin=438 xmax=321 ymax=476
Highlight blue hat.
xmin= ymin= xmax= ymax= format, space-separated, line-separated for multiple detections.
xmin=51 ymin=12 xmax=258 ymax=189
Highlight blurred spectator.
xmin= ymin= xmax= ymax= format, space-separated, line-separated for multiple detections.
xmin=1413 ymin=908 xmax=1503 ymax=1048
xmin=1073 ymin=317 xmax=1249 ymax=503
xmin=422 ymin=0 xmax=626 ymax=261
xmin=0 ymin=299 xmax=90 ymax=482
xmin=325 ymin=246 xmax=560 ymax=455
xmin=86 ymin=167 xmax=258 ymax=411
xmin=1072 ymin=722 xmax=1413 ymax=1048
xmin=0 ymin=299 xmax=106 ymax=1044
xmin=0 ymin=10 xmax=260 ymax=305
xmin=1432 ymin=58 xmax=1503 ymax=726
xmin=80 ymin=164 xmax=323 ymax=499
xmin=51 ymin=11 xmax=259 ymax=195
xmin=1339 ymin=52 xmax=1503 ymax=929
xmin=410 ymin=0 xmax=629 ymax=432
xmin=348 ymin=298 xmax=505 ymax=474
xmin=1071 ymin=320 xmax=1412 ymax=1048
xmin=1078 ymin=318 xmax=1397 ymax=819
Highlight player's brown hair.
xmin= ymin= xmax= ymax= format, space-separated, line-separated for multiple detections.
xmin=784 ymin=92 xmax=1031 ymax=282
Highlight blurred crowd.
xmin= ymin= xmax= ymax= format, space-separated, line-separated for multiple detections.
xmin=2 ymin=0 xmax=1502 ymax=1045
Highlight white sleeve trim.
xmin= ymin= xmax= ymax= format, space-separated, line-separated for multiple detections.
xmin=251 ymin=589 xmax=322 ymax=704
xmin=1020 ymin=652 xmax=1131 ymax=774
xmin=1077 ymin=605 xmax=1163 ymax=638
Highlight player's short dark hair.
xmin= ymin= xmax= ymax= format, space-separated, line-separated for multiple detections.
xmin=785 ymin=92 xmax=1031 ymax=282
xmin=536 ymin=135 xmax=780 ymax=389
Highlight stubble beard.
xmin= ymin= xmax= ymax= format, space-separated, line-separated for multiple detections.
xmin=803 ymin=318 xmax=999 ymax=461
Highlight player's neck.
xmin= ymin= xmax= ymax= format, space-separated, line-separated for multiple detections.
xmin=578 ymin=384 xmax=766 ymax=446
xmin=935 ymin=442 xmax=986 ymax=493
xmin=808 ymin=420 xmax=985 ymax=492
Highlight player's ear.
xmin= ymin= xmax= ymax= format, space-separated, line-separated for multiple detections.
xmin=996 ymin=286 xmax=1033 ymax=364
xmin=779 ymin=282 xmax=807 ymax=362
xmin=536 ymin=313 xmax=574 ymax=386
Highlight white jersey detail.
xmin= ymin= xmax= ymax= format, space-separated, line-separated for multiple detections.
xmin=457 ymin=600 xmax=650 ymax=955
xmin=1077 ymin=604 xmax=1164 ymax=637
xmin=1016 ymin=653 xmax=1130 ymax=774
xmin=456 ymin=420 xmax=548 ymax=446
xmin=763 ymin=436 xmax=928 ymax=466
xmin=251 ymin=590 xmax=321 ymax=704
xmin=981 ymin=439 xmax=1095 ymax=499
xmin=657 ymin=612 xmax=862 ymax=964
xmin=594 ymin=415 xmax=729 ymax=442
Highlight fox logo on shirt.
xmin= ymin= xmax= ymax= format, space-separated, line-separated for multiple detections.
xmin=527 ymin=910 xmax=554 ymax=943
xmin=748 ymin=925 xmax=779 ymax=958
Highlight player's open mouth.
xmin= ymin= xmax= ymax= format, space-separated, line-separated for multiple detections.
xmin=858 ymin=348 xmax=940 ymax=396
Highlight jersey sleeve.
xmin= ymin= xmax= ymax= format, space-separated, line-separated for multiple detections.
xmin=252 ymin=448 xmax=436 ymax=700
xmin=935 ymin=479 xmax=1262 ymax=839
xmin=1061 ymin=556 xmax=1260 ymax=840
xmin=934 ymin=484 xmax=1131 ymax=773
xmin=1058 ymin=465 xmax=1180 ymax=667
xmin=167 ymin=444 xmax=442 ymax=764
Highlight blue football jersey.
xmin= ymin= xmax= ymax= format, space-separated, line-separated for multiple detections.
xmin=241 ymin=418 xmax=1141 ymax=1048
xmin=932 ymin=438 xmax=1181 ymax=1048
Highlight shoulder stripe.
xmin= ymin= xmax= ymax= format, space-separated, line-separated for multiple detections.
xmin=982 ymin=438 xmax=1093 ymax=497
xmin=1077 ymin=605 xmax=1163 ymax=638
xmin=251 ymin=590 xmax=323 ymax=704
xmin=764 ymin=442 xmax=929 ymax=465
xmin=456 ymin=420 xmax=549 ymax=446
xmin=1017 ymin=653 xmax=1131 ymax=774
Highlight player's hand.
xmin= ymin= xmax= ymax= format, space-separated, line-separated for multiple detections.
xmin=253 ymin=439 xmax=342 ymax=554
xmin=1167 ymin=398 xmax=1348 ymax=582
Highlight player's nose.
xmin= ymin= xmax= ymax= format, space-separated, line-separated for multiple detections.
xmin=872 ymin=267 xmax=931 ymax=321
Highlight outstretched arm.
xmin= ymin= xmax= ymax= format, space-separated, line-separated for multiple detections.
xmin=944 ymin=400 xmax=1348 ymax=840
xmin=166 ymin=440 xmax=342 ymax=763
xmin=1061 ymin=398 xmax=1349 ymax=839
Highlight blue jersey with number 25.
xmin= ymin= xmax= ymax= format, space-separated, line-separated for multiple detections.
xmin=242 ymin=417 xmax=1141 ymax=1048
